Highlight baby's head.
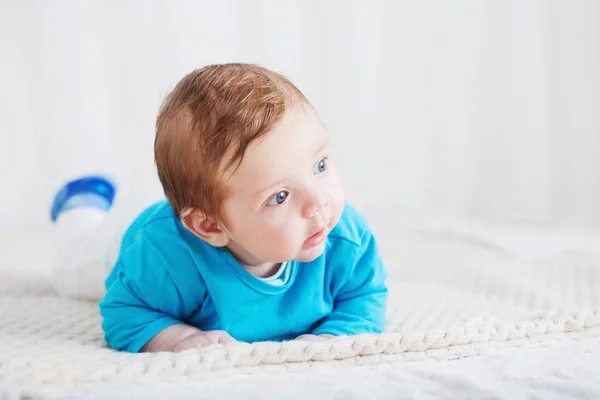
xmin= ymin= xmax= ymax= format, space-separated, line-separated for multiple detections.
xmin=155 ymin=63 xmax=345 ymax=266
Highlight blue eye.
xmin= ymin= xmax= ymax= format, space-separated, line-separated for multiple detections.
xmin=267 ymin=190 xmax=289 ymax=206
xmin=314 ymin=158 xmax=327 ymax=174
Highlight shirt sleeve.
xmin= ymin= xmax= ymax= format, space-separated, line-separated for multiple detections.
xmin=99 ymin=239 xmax=195 ymax=353
xmin=311 ymin=231 xmax=388 ymax=336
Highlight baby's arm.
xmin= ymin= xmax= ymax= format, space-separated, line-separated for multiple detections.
xmin=311 ymin=232 xmax=388 ymax=337
xmin=100 ymin=240 xmax=232 ymax=353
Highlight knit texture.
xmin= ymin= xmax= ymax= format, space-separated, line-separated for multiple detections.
xmin=1 ymin=231 xmax=599 ymax=393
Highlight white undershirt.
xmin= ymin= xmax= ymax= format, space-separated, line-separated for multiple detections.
xmin=258 ymin=261 xmax=291 ymax=286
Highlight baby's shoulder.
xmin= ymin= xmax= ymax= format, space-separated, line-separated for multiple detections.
xmin=121 ymin=200 xmax=181 ymax=245
xmin=126 ymin=199 xmax=177 ymax=230
xmin=119 ymin=200 xmax=198 ymax=268
xmin=326 ymin=202 xmax=374 ymax=251
xmin=114 ymin=201 xmax=209 ymax=292
xmin=321 ymin=203 xmax=382 ymax=279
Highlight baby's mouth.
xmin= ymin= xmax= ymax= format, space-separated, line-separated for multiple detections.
xmin=303 ymin=227 xmax=327 ymax=247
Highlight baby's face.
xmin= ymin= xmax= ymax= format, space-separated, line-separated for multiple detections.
xmin=220 ymin=104 xmax=345 ymax=265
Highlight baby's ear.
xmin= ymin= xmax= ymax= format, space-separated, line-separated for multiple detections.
xmin=180 ymin=208 xmax=230 ymax=247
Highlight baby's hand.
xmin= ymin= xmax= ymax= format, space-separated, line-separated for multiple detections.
xmin=142 ymin=324 xmax=236 ymax=353
xmin=295 ymin=334 xmax=335 ymax=342
xmin=173 ymin=330 xmax=236 ymax=352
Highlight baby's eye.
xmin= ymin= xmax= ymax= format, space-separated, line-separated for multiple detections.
xmin=267 ymin=190 xmax=289 ymax=206
xmin=314 ymin=158 xmax=327 ymax=174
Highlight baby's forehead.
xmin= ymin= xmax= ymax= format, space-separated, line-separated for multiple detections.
xmin=220 ymin=105 xmax=327 ymax=188
xmin=224 ymin=143 xmax=293 ymax=186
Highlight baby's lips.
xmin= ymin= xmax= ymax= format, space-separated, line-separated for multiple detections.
xmin=304 ymin=228 xmax=327 ymax=247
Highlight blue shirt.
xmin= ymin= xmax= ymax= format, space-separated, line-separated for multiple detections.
xmin=99 ymin=201 xmax=388 ymax=353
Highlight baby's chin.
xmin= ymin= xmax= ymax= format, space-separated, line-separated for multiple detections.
xmin=291 ymin=243 xmax=327 ymax=263
xmin=263 ymin=237 xmax=328 ymax=264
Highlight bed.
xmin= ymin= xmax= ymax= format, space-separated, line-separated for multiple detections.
xmin=1 ymin=220 xmax=599 ymax=399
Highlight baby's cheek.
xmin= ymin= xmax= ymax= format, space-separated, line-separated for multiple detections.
xmin=324 ymin=179 xmax=344 ymax=210
xmin=273 ymin=229 xmax=301 ymax=258
xmin=249 ymin=227 xmax=285 ymax=257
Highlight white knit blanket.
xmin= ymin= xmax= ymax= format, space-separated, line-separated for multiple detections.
xmin=1 ymin=231 xmax=599 ymax=396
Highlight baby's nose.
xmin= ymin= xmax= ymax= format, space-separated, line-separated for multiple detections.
xmin=302 ymin=193 xmax=328 ymax=219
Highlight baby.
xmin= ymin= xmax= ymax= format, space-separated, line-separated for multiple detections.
xmin=54 ymin=63 xmax=388 ymax=353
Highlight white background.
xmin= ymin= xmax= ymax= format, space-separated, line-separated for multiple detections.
xmin=1 ymin=0 xmax=599 ymax=234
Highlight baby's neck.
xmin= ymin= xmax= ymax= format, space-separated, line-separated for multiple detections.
xmin=240 ymin=261 xmax=281 ymax=278
xmin=225 ymin=243 xmax=281 ymax=278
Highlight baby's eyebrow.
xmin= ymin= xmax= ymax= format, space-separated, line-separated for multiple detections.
xmin=314 ymin=139 xmax=330 ymax=154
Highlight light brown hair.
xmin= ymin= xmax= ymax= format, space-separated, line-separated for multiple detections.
xmin=155 ymin=63 xmax=309 ymax=221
